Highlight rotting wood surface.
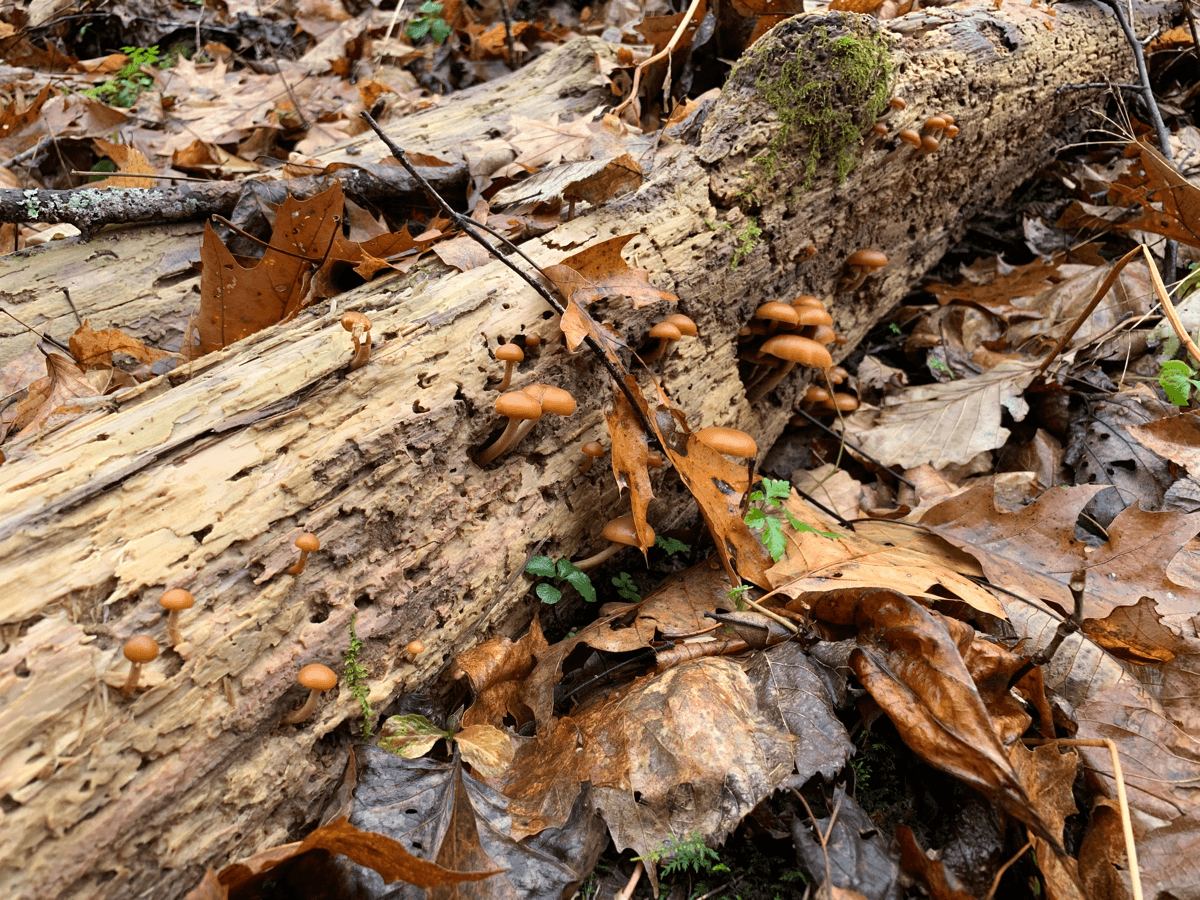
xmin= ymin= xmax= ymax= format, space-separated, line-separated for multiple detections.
xmin=0 ymin=5 xmax=1171 ymax=898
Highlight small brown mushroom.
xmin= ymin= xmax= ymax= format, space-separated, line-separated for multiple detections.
xmin=404 ymin=640 xmax=425 ymax=662
xmin=159 ymin=588 xmax=195 ymax=647
xmin=341 ymin=312 xmax=372 ymax=371
xmin=642 ymin=320 xmax=683 ymax=362
xmin=573 ymin=515 xmax=653 ymax=571
xmin=288 ymin=532 xmax=321 ymax=575
xmin=826 ymin=365 xmax=850 ymax=385
xmin=923 ymin=116 xmax=947 ymax=133
xmin=748 ymin=334 xmax=834 ymax=401
xmin=476 ymin=391 xmax=544 ymax=465
xmin=889 ymin=97 xmax=907 ymax=110
xmin=803 ymin=385 xmax=832 ymax=406
xmin=872 ymin=122 xmax=888 ymax=136
xmin=898 ymin=128 xmax=921 ymax=148
xmin=122 ymin=635 xmax=159 ymax=696
xmin=579 ymin=440 xmax=605 ymax=474
xmin=755 ymin=301 xmax=800 ymax=333
xmin=510 ymin=383 xmax=577 ymax=448
xmin=282 ymin=664 xmax=338 ymax=725
xmin=921 ymin=135 xmax=940 ymax=153
xmin=523 ymin=333 xmax=542 ymax=349
xmin=664 ymin=314 xmax=698 ymax=338
xmin=791 ymin=294 xmax=825 ymax=311
xmin=646 ymin=451 xmax=664 ymax=468
xmin=695 ymin=426 xmax=758 ymax=460
xmin=841 ymin=249 xmax=888 ymax=291
xmin=944 ymin=124 xmax=960 ymax=138
xmin=494 ymin=343 xmax=524 ymax=391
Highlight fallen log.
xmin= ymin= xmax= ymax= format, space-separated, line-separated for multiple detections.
xmin=0 ymin=4 xmax=1174 ymax=898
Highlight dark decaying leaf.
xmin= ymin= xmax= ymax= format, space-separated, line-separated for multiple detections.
xmin=847 ymin=589 xmax=1059 ymax=846
xmin=456 ymin=616 xmax=546 ymax=730
xmin=348 ymin=747 xmax=605 ymax=900
xmin=895 ymin=827 xmax=975 ymax=900
xmin=791 ymin=784 xmax=902 ymax=900
xmin=1009 ymin=743 xmax=1086 ymax=900
xmin=744 ymin=642 xmax=854 ymax=785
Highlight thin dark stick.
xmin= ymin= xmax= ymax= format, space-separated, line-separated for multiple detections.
xmin=791 ymin=484 xmax=852 ymax=529
xmin=1092 ymin=0 xmax=1178 ymax=284
xmin=61 ymin=288 xmax=82 ymax=328
xmin=790 ymin=407 xmax=915 ymax=487
xmin=358 ymin=110 xmax=657 ymax=439
xmin=496 ymin=0 xmax=518 ymax=68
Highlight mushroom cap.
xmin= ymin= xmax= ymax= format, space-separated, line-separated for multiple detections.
xmin=944 ymin=124 xmax=960 ymax=138
xmin=804 ymin=385 xmax=832 ymax=405
xmin=760 ymin=334 xmax=834 ymax=368
xmin=924 ymin=116 xmax=947 ymax=131
xmin=828 ymin=365 xmax=850 ymax=384
xmin=665 ymin=314 xmax=698 ymax=337
xmin=159 ymin=588 xmax=195 ymax=611
xmin=297 ymin=663 xmax=337 ymax=692
xmin=831 ymin=392 xmax=859 ymax=412
xmin=808 ymin=324 xmax=837 ymax=345
xmin=696 ymin=426 xmax=758 ymax=459
xmin=889 ymin=97 xmax=907 ymax=110
xmin=796 ymin=307 xmax=833 ymax=328
xmin=921 ymin=135 xmax=940 ymax=152
xmin=898 ymin=129 xmax=921 ymax=147
xmin=124 ymin=635 xmax=159 ymax=664
xmin=495 ymin=343 xmax=524 ymax=362
xmin=523 ymin=384 xmax=576 ymax=417
xmin=872 ymin=122 xmax=888 ymax=136
xmin=407 ymin=640 xmax=425 ymax=656
xmin=495 ymin=391 xmax=543 ymax=420
xmin=523 ymin=333 xmax=542 ymax=348
xmin=846 ymin=249 xmax=888 ymax=270
xmin=582 ymin=441 xmax=604 ymax=458
xmin=755 ymin=302 xmax=800 ymax=327
xmin=648 ymin=321 xmax=682 ymax=341
xmin=341 ymin=311 xmax=371 ymax=332
xmin=791 ymin=294 xmax=824 ymax=310
xmin=601 ymin=514 xmax=651 ymax=547
xmin=295 ymin=532 xmax=321 ymax=552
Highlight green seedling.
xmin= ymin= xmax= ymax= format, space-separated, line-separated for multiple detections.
xmin=526 ymin=556 xmax=596 ymax=604
xmin=407 ymin=1 xmax=452 ymax=45
xmin=928 ymin=356 xmax=954 ymax=379
xmin=635 ymin=831 xmax=729 ymax=881
xmin=611 ymin=571 xmax=641 ymax=602
xmin=725 ymin=585 xmax=750 ymax=610
xmin=85 ymin=45 xmax=161 ymax=107
xmin=655 ymin=534 xmax=690 ymax=555
xmin=745 ymin=478 xmax=838 ymax=562
xmin=343 ymin=614 xmax=375 ymax=739
xmin=1160 ymin=359 xmax=1200 ymax=406
xmin=888 ymin=321 xmax=902 ymax=335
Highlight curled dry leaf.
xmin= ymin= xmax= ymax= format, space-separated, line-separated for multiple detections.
xmin=68 ymin=319 xmax=175 ymax=370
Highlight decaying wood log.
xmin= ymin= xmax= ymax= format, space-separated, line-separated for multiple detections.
xmin=0 ymin=4 xmax=1175 ymax=898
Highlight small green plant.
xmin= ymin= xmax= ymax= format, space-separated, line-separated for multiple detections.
xmin=611 ymin=571 xmax=641 ymax=602
xmin=928 ymin=356 xmax=954 ymax=379
xmin=725 ymin=585 xmax=750 ymax=610
xmin=85 ymin=45 xmax=161 ymax=107
xmin=635 ymin=831 xmax=728 ymax=881
xmin=1160 ymin=359 xmax=1200 ymax=405
xmin=655 ymin=534 xmax=690 ymax=555
xmin=745 ymin=478 xmax=838 ymax=562
xmin=343 ymin=614 xmax=375 ymax=739
xmin=407 ymin=1 xmax=452 ymax=44
xmin=526 ymin=556 xmax=596 ymax=604
xmin=888 ymin=321 xmax=902 ymax=335
xmin=730 ymin=217 xmax=762 ymax=269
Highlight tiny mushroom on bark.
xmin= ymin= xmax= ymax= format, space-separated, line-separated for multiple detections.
xmin=792 ymin=294 xmax=824 ymax=310
xmin=808 ymin=323 xmax=838 ymax=346
xmin=664 ymin=314 xmax=697 ymax=338
xmin=341 ymin=312 xmax=372 ymax=371
xmin=898 ymin=128 xmax=921 ymax=148
xmin=523 ymin=333 xmax=542 ymax=349
xmin=748 ymin=334 xmax=834 ymax=401
xmin=872 ymin=122 xmax=888 ymax=136
xmin=288 ymin=532 xmax=321 ymax=575
xmin=282 ymin=664 xmax=338 ymax=724
xmin=494 ymin=343 xmax=524 ymax=391
xmin=921 ymin=135 xmax=940 ymax=153
xmin=573 ymin=514 xmax=652 ymax=570
xmin=642 ymin=320 xmax=683 ymax=362
xmin=579 ymin=440 xmax=605 ymax=474
xmin=404 ymin=640 xmax=425 ymax=662
xmin=755 ymin=301 xmax=800 ymax=333
xmin=122 ymin=635 xmax=159 ymax=696
xmin=889 ymin=97 xmax=907 ymax=110
xmin=944 ymin=124 xmax=960 ymax=139
xmin=476 ymin=391 xmax=544 ymax=465
xmin=841 ymin=249 xmax=888 ymax=291
xmin=511 ymin=383 xmax=577 ymax=447
xmin=646 ymin=451 xmax=664 ymax=468
xmin=803 ymin=385 xmax=832 ymax=406
xmin=696 ymin=426 xmax=758 ymax=460
xmin=159 ymin=588 xmax=195 ymax=647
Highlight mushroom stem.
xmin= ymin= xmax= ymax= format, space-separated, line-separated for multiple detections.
xmin=166 ymin=611 xmax=184 ymax=647
xmin=349 ymin=336 xmax=371 ymax=371
xmin=122 ymin=662 xmax=145 ymax=696
xmin=497 ymin=361 xmax=517 ymax=392
xmin=572 ymin=543 xmax=623 ymax=571
xmin=641 ymin=337 xmax=674 ymax=363
xmin=580 ymin=457 xmax=595 ymax=474
xmin=476 ymin=418 xmax=524 ymax=466
xmin=281 ymin=689 xmax=321 ymax=725
xmin=287 ymin=549 xmax=312 ymax=576
xmin=747 ymin=361 xmax=796 ymax=402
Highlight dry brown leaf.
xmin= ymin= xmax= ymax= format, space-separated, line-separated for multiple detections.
xmin=68 ymin=320 xmax=174 ymax=370
xmin=847 ymin=589 xmax=1057 ymax=845
xmin=854 ymin=359 xmax=1039 ymax=469
xmin=543 ymin=234 xmax=676 ymax=309
xmin=1106 ymin=140 xmax=1200 ymax=249
xmin=1126 ymin=410 xmax=1200 ymax=472
xmin=457 ymin=616 xmax=546 ymax=730
xmin=606 ymin=386 xmax=656 ymax=553
xmin=455 ymin=725 xmax=515 ymax=780
xmin=91 ymin=137 xmax=158 ymax=188
xmin=1082 ymin=596 xmax=1189 ymax=664
xmin=1010 ymin=743 xmax=1086 ymax=900
xmin=11 ymin=353 xmax=101 ymax=440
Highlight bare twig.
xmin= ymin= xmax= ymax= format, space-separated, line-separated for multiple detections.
xmin=1143 ymin=243 xmax=1200 ymax=366
xmin=613 ymin=0 xmax=705 ymax=118
xmin=984 ymin=839 xmax=1032 ymax=900
xmin=358 ymin=110 xmax=658 ymax=441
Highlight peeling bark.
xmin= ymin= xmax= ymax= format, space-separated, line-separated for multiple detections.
xmin=0 ymin=5 xmax=1175 ymax=898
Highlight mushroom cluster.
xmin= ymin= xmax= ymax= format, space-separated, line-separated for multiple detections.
xmin=642 ymin=313 xmax=697 ymax=363
xmin=476 ymin=383 xmax=577 ymax=465
xmin=739 ymin=296 xmax=839 ymax=401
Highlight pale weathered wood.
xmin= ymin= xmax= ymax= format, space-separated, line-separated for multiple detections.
xmin=0 ymin=5 xmax=1175 ymax=898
